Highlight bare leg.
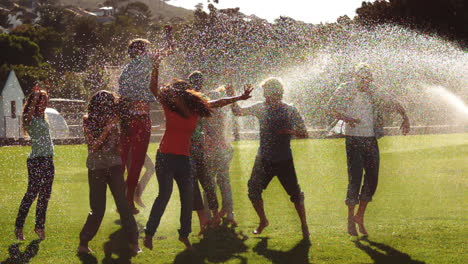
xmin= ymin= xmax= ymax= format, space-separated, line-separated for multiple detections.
xmin=347 ymin=205 xmax=358 ymax=236
xmin=210 ymin=209 xmax=221 ymax=228
xmin=15 ymin=228 xmax=25 ymax=241
xmin=252 ymin=199 xmax=269 ymax=234
xmin=353 ymin=200 xmax=368 ymax=235
xmin=34 ymin=228 xmax=45 ymax=240
xmin=294 ymin=201 xmax=310 ymax=238
xmin=77 ymin=240 xmax=92 ymax=254
xmin=196 ymin=210 xmax=210 ymax=235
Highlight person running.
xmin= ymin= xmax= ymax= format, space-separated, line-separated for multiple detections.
xmin=144 ymin=64 xmax=253 ymax=251
xmin=118 ymin=38 xmax=171 ymax=214
xmin=78 ymin=91 xmax=140 ymax=254
xmin=228 ymin=78 xmax=310 ymax=238
xmin=15 ymin=87 xmax=54 ymax=241
xmin=328 ymin=63 xmax=410 ymax=236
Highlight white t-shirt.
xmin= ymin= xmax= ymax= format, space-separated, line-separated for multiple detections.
xmin=344 ymin=91 xmax=374 ymax=137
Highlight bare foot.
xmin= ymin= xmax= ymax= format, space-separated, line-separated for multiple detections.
xmin=134 ymin=195 xmax=146 ymax=208
xmin=211 ymin=215 xmax=221 ymax=228
xmin=347 ymin=218 xmax=358 ymax=236
xmin=130 ymin=243 xmax=142 ymax=254
xmin=352 ymin=216 xmax=368 ymax=236
xmin=77 ymin=245 xmax=92 ymax=254
xmin=253 ymin=220 xmax=269 ymax=235
xmin=178 ymin=236 xmax=194 ymax=251
xmin=198 ymin=223 xmax=208 ymax=236
xmin=131 ymin=207 xmax=140 ymax=215
xmin=224 ymin=217 xmax=238 ymax=227
xmin=143 ymin=235 xmax=153 ymax=250
xmin=34 ymin=228 xmax=45 ymax=240
xmin=15 ymin=228 xmax=25 ymax=241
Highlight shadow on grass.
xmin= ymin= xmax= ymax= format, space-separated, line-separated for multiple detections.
xmin=77 ymin=252 xmax=98 ymax=264
xmin=252 ymin=237 xmax=312 ymax=264
xmin=173 ymin=225 xmax=249 ymax=264
xmin=101 ymin=227 xmax=138 ymax=264
xmin=1 ymin=239 xmax=42 ymax=264
xmin=353 ymin=237 xmax=426 ymax=264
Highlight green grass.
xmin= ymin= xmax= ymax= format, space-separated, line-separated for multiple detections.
xmin=0 ymin=134 xmax=467 ymax=263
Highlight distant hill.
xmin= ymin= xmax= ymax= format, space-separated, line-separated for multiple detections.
xmin=59 ymin=0 xmax=194 ymax=21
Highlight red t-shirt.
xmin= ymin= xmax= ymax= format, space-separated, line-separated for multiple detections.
xmin=158 ymin=106 xmax=199 ymax=156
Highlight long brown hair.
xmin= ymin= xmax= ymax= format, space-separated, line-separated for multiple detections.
xmin=22 ymin=89 xmax=48 ymax=133
xmin=83 ymin=90 xmax=119 ymax=138
xmin=159 ymin=80 xmax=212 ymax=118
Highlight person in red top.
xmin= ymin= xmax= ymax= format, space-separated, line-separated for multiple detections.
xmin=144 ymin=63 xmax=253 ymax=251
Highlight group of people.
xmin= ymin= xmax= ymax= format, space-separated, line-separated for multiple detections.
xmin=13 ymin=37 xmax=410 ymax=255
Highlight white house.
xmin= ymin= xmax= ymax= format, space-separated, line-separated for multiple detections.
xmin=0 ymin=70 xmax=24 ymax=139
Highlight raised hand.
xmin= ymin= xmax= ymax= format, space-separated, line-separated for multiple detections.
xmin=239 ymin=84 xmax=254 ymax=100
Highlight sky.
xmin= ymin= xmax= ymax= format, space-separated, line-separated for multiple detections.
xmin=168 ymin=0 xmax=375 ymax=24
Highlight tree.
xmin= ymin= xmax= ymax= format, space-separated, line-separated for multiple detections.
xmin=10 ymin=24 xmax=64 ymax=65
xmin=355 ymin=0 xmax=468 ymax=48
xmin=0 ymin=34 xmax=43 ymax=66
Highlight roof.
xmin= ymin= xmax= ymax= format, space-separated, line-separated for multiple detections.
xmin=0 ymin=70 xmax=24 ymax=96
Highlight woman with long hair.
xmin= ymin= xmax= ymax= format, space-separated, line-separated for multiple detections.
xmin=144 ymin=64 xmax=253 ymax=251
xmin=78 ymin=90 xmax=140 ymax=254
xmin=15 ymin=87 xmax=54 ymax=241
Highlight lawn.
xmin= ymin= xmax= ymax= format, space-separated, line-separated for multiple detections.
xmin=0 ymin=134 xmax=466 ymax=264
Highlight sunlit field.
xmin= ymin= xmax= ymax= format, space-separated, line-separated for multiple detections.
xmin=0 ymin=134 xmax=466 ymax=264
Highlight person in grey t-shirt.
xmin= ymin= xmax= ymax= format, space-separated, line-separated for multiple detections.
xmin=228 ymin=78 xmax=310 ymax=239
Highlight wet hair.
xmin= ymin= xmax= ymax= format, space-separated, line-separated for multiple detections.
xmin=159 ymin=79 xmax=212 ymax=118
xmin=188 ymin=71 xmax=203 ymax=85
xmin=22 ymin=89 xmax=48 ymax=133
xmin=128 ymin=38 xmax=150 ymax=59
xmin=83 ymin=90 xmax=119 ymax=138
xmin=261 ymin=77 xmax=284 ymax=96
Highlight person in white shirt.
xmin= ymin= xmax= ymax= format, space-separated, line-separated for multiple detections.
xmin=328 ymin=63 xmax=410 ymax=236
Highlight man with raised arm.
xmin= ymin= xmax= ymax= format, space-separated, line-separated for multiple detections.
xmin=228 ymin=78 xmax=310 ymax=239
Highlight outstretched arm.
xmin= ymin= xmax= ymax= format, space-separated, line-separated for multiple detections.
xmin=225 ymin=84 xmax=255 ymax=116
xmin=150 ymin=62 xmax=160 ymax=98
xmin=208 ymin=85 xmax=253 ymax=108
xmin=327 ymin=87 xmax=360 ymax=127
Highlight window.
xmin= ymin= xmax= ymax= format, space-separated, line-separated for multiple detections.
xmin=11 ymin=101 xmax=16 ymax=119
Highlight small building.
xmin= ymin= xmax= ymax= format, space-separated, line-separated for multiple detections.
xmin=0 ymin=70 xmax=24 ymax=139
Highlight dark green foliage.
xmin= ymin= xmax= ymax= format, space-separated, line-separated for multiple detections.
xmin=10 ymin=24 xmax=64 ymax=65
xmin=356 ymin=0 xmax=468 ymax=47
xmin=0 ymin=33 xmax=43 ymax=66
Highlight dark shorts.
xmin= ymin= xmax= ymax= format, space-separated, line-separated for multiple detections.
xmin=248 ymin=156 xmax=303 ymax=203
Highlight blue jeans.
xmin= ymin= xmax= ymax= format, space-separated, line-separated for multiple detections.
xmin=345 ymin=136 xmax=380 ymax=206
xmin=145 ymin=152 xmax=193 ymax=237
